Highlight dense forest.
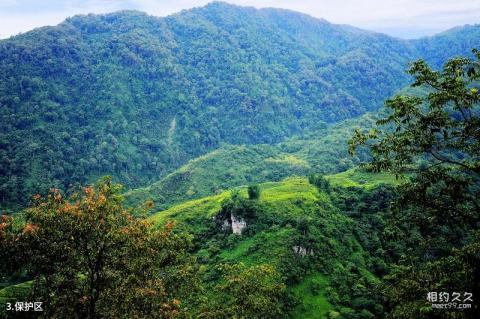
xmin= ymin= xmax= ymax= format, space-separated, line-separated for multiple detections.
xmin=1 ymin=2 xmax=479 ymax=209
xmin=0 ymin=2 xmax=479 ymax=319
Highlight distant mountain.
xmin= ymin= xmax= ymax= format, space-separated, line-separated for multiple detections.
xmin=0 ymin=1 xmax=478 ymax=208
xmin=412 ymin=23 xmax=480 ymax=68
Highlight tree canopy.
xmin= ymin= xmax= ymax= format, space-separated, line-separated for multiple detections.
xmin=1 ymin=2 xmax=478 ymax=210
xmin=350 ymin=49 xmax=480 ymax=318
xmin=0 ymin=177 xmax=197 ymax=318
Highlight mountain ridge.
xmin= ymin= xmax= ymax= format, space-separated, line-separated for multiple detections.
xmin=0 ymin=1 xmax=478 ymax=209
xmin=3 ymin=1 xmax=477 ymax=42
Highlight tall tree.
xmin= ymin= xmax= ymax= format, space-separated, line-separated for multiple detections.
xmin=0 ymin=177 xmax=198 ymax=319
xmin=199 ymin=262 xmax=286 ymax=319
xmin=349 ymin=49 xmax=480 ymax=318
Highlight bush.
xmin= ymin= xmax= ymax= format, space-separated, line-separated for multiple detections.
xmin=247 ymin=184 xmax=261 ymax=200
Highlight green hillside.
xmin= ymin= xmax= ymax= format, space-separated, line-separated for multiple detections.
xmin=124 ymin=144 xmax=312 ymax=211
xmin=0 ymin=2 xmax=478 ymax=318
xmin=148 ymin=176 xmax=394 ymax=318
xmin=0 ymin=281 xmax=32 ymax=306
xmin=326 ymin=168 xmax=400 ymax=189
xmin=124 ymin=113 xmax=378 ymax=210
xmin=1 ymin=2 xmax=478 ymax=209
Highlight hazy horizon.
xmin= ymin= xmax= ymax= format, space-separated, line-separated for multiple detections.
xmin=0 ymin=0 xmax=479 ymax=40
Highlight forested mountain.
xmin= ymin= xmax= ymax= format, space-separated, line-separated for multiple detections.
xmin=123 ymin=112 xmax=378 ymax=211
xmin=1 ymin=2 xmax=479 ymax=318
xmin=412 ymin=24 xmax=480 ymax=68
xmin=0 ymin=1 xmax=478 ymax=209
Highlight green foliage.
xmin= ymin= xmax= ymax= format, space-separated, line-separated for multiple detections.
xmin=1 ymin=3 xmax=479 ymax=318
xmin=149 ymin=177 xmax=390 ymax=318
xmin=350 ymin=49 xmax=480 ymax=176
xmin=412 ymin=25 xmax=480 ymax=69
xmin=123 ymin=144 xmax=312 ymax=211
xmin=1 ymin=3 xmax=477 ymax=209
xmin=217 ymin=190 xmax=259 ymax=222
xmin=383 ymin=232 xmax=480 ymax=319
xmin=308 ymin=173 xmax=331 ymax=193
xmin=290 ymin=274 xmax=333 ymax=319
xmin=199 ymin=262 xmax=286 ymax=319
xmin=0 ymin=281 xmax=32 ymax=309
xmin=350 ymin=50 xmax=480 ymax=318
xmin=326 ymin=168 xmax=400 ymax=189
xmin=0 ymin=172 xmax=408 ymax=318
xmin=0 ymin=178 xmax=197 ymax=318
xmin=247 ymin=184 xmax=261 ymax=200
xmin=124 ymin=115 xmax=379 ymax=211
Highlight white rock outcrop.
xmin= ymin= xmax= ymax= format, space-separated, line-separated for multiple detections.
xmin=292 ymin=245 xmax=314 ymax=256
xmin=231 ymin=214 xmax=246 ymax=235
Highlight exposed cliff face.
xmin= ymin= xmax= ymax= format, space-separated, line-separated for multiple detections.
xmin=292 ymin=245 xmax=314 ymax=256
xmin=231 ymin=214 xmax=247 ymax=235
xmin=219 ymin=213 xmax=247 ymax=235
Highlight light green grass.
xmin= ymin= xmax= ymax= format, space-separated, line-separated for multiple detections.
xmin=264 ymin=154 xmax=310 ymax=167
xmin=0 ymin=281 xmax=32 ymax=304
xmin=219 ymin=236 xmax=257 ymax=262
xmin=290 ymin=273 xmax=334 ymax=319
xmin=326 ymin=168 xmax=401 ymax=189
xmin=260 ymin=177 xmax=319 ymax=203
xmin=218 ymin=228 xmax=294 ymax=267
xmin=149 ymin=191 xmax=231 ymax=225
xmin=149 ymin=177 xmax=319 ymax=226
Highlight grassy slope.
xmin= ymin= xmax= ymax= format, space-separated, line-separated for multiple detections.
xmin=0 ymin=171 xmax=396 ymax=317
xmin=125 ymin=144 xmax=313 ymax=211
xmin=149 ymin=178 xmax=337 ymax=317
xmin=124 ymin=112 xmax=379 ymax=211
xmin=150 ymin=177 xmax=318 ymax=225
xmin=0 ymin=281 xmax=32 ymax=305
xmin=149 ymin=175 xmax=395 ymax=318
xmin=326 ymin=168 xmax=400 ymax=189
xmin=290 ymin=274 xmax=333 ymax=319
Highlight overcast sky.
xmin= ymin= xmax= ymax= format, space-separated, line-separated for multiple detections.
xmin=1 ymin=0 xmax=479 ymax=39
